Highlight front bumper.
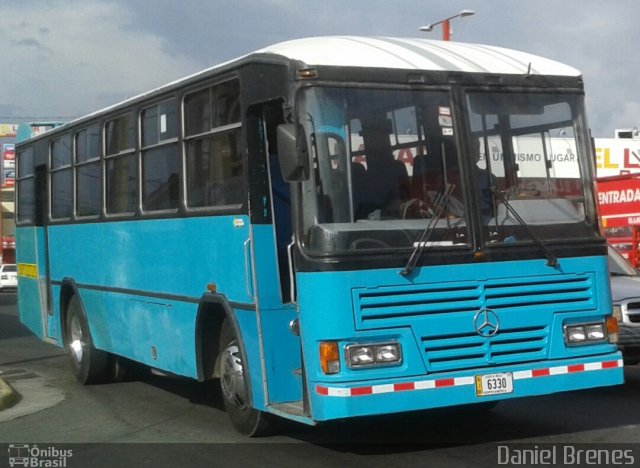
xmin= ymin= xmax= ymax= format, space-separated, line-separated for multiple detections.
xmin=310 ymin=353 xmax=623 ymax=421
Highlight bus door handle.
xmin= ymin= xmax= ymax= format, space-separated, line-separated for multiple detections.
xmin=243 ymin=238 xmax=254 ymax=300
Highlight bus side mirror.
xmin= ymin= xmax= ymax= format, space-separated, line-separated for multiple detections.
xmin=277 ymin=123 xmax=309 ymax=181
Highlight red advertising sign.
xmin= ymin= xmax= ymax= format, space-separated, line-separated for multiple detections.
xmin=597 ymin=174 xmax=640 ymax=227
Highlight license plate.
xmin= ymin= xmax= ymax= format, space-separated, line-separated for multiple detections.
xmin=475 ymin=372 xmax=514 ymax=397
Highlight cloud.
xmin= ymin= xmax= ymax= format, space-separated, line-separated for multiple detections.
xmin=10 ymin=37 xmax=51 ymax=54
xmin=0 ymin=0 xmax=200 ymax=119
xmin=1 ymin=0 xmax=639 ymax=137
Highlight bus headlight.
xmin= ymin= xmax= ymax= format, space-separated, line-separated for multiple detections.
xmin=345 ymin=342 xmax=402 ymax=369
xmin=564 ymin=322 xmax=608 ymax=346
xmin=586 ymin=323 xmax=605 ymax=341
xmin=566 ymin=326 xmax=587 ymax=344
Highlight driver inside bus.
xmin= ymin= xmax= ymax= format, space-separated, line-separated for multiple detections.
xmin=358 ymin=118 xmax=409 ymax=220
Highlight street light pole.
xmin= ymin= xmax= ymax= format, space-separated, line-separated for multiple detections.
xmin=419 ymin=10 xmax=475 ymax=41
xmin=442 ymin=19 xmax=451 ymax=41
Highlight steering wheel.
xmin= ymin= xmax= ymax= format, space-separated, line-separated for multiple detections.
xmin=349 ymin=238 xmax=391 ymax=250
xmin=401 ymin=198 xmax=432 ymax=219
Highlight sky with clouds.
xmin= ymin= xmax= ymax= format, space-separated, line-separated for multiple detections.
xmin=0 ymin=0 xmax=637 ymax=137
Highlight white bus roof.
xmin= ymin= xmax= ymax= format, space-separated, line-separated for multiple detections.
xmin=28 ymin=36 xmax=580 ymax=136
xmin=259 ymin=36 xmax=580 ymax=76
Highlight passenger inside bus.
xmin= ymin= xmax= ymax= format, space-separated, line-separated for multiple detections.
xmin=471 ymin=138 xmax=496 ymax=221
xmin=353 ymin=117 xmax=410 ymax=220
xmin=411 ymin=139 xmax=465 ymax=219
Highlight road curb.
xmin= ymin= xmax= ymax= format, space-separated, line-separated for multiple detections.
xmin=0 ymin=376 xmax=20 ymax=411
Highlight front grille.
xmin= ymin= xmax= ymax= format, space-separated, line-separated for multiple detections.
xmin=353 ymin=273 xmax=594 ymax=372
xmin=626 ymin=302 xmax=640 ymax=324
xmin=422 ymin=325 xmax=548 ymax=372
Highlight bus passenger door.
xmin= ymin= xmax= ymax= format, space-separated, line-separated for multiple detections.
xmin=17 ymin=164 xmax=55 ymax=343
xmin=246 ymin=102 xmax=306 ymax=415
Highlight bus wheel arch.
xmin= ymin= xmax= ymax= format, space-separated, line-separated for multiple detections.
xmin=59 ymin=280 xmax=78 ymax=345
xmin=195 ymin=298 xmax=227 ymax=381
xmin=196 ymin=295 xmax=272 ymax=436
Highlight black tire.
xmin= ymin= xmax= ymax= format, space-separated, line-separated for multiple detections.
xmin=110 ymin=355 xmax=150 ymax=383
xmin=218 ymin=319 xmax=272 ymax=436
xmin=65 ymin=295 xmax=111 ymax=385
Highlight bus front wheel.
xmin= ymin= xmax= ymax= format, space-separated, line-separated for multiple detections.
xmin=218 ymin=319 xmax=272 ymax=436
xmin=65 ymin=295 xmax=110 ymax=384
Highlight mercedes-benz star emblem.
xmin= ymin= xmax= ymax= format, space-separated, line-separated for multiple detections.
xmin=473 ymin=308 xmax=500 ymax=337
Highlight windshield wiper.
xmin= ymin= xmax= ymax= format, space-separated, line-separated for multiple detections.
xmin=400 ymin=184 xmax=455 ymax=277
xmin=489 ymin=187 xmax=559 ymax=267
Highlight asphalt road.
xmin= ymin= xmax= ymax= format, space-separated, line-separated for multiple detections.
xmin=1 ymin=293 xmax=640 ymax=468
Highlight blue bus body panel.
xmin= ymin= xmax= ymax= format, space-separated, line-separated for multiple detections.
xmin=42 ymin=216 xmax=254 ymax=378
xmin=296 ymin=255 xmax=623 ymax=421
xmin=17 ymin=216 xmax=302 ymax=409
xmin=16 ymin=226 xmax=48 ymax=339
xmin=17 ymin=211 xmax=622 ymax=423
xmin=47 ymin=216 xmax=252 ymax=300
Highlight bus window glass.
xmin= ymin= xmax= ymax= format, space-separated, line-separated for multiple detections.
xmin=466 ymin=92 xmax=597 ymax=244
xmin=142 ymin=100 xmax=178 ymax=147
xmin=142 ymin=144 xmax=180 ymax=211
xmin=17 ymin=147 xmax=33 ymax=177
xmin=51 ymin=134 xmax=72 ymax=169
xmin=51 ymin=169 xmax=72 ymax=219
xmin=17 ymin=178 xmax=34 ymax=223
xmin=185 ymin=89 xmax=210 ymax=136
xmin=214 ymin=80 xmax=240 ymax=127
xmin=185 ymin=79 xmax=243 ymax=209
xmin=17 ymin=147 xmax=35 ymax=224
xmin=186 ymin=130 xmax=243 ymax=207
xmin=105 ymin=114 xmax=135 ymax=155
xmin=142 ymin=106 xmax=158 ymax=147
xmin=159 ymin=100 xmax=178 ymax=141
xmin=105 ymin=114 xmax=136 ymax=215
xmin=106 ymin=156 xmax=137 ymax=214
xmin=77 ymin=163 xmax=101 ymax=217
xmin=76 ymin=125 xmax=99 ymax=163
xmin=297 ymin=87 xmax=468 ymax=254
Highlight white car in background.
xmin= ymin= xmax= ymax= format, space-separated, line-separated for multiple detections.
xmin=0 ymin=264 xmax=17 ymax=290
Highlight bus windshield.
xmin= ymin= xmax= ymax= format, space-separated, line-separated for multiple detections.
xmin=297 ymin=86 xmax=470 ymax=254
xmin=466 ymin=91 xmax=598 ymax=246
xmin=296 ymin=87 xmax=599 ymax=255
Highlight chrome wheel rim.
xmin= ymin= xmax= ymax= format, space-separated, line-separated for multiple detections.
xmin=69 ymin=315 xmax=85 ymax=368
xmin=220 ymin=343 xmax=247 ymax=410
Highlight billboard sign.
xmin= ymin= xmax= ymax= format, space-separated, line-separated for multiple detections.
xmin=0 ymin=124 xmax=18 ymax=138
xmin=2 ymin=144 xmax=15 ymax=187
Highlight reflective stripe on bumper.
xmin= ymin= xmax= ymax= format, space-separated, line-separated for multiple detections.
xmin=316 ymin=358 xmax=623 ymax=397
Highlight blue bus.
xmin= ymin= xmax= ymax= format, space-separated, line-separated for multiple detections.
xmin=15 ymin=122 xmax=66 ymax=143
xmin=15 ymin=36 xmax=623 ymax=436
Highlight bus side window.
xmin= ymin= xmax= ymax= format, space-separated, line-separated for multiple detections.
xmin=50 ymin=134 xmax=72 ymax=220
xmin=105 ymin=114 xmax=137 ymax=215
xmin=142 ymin=100 xmax=180 ymax=212
xmin=185 ymin=80 xmax=244 ymax=209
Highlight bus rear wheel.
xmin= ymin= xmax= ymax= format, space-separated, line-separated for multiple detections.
xmin=65 ymin=295 xmax=111 ymax=384
xmin=218 ymin=319 xmax=272 ymax=436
